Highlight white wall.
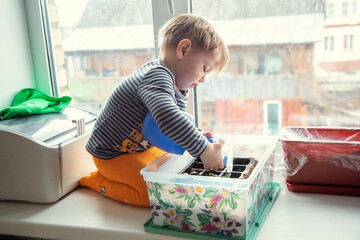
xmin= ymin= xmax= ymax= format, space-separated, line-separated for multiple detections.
xmin=0 ymin=0 xmax=36 ymax=109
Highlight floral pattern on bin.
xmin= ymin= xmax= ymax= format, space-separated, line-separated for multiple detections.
xmin=146 ymin=151 xmax=275 ymax=238
xmin=147 ymin=182 xmax=245 ymax=237
xmin=146 ymin=181 xmax=164 ymax=199
xmin=246 ymin=154 xmax=273 ymax=228
xmin=197 ymin=209 xmax=242 ymax=237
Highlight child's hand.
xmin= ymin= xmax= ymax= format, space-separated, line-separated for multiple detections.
xmin=200 ymin=139 xmax=225 ymax=170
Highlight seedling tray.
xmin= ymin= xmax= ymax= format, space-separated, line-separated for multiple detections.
xmin=144 ymin=183 xmax=280 ymax=240
xmin=181 ymin=157 xmax=258 ymax=179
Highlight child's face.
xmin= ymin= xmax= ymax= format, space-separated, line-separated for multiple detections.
xmin=175 ymin=48 xmax=220 ymax=91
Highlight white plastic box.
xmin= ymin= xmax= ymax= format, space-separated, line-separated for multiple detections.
xmin=141 ymin=138 xmax=278 ymax=238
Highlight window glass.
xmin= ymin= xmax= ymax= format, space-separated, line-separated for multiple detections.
xmin=342 ymin=2 xmax=349 ymax=15
xmin=352 ymin=2 xmax=358 ymax=14
xmin=326 ymin=3 xmax=334 ymax=17
xmin=47 ymin=0 xmax=155 ymax=113
xmin=344 ymin=35 xmax=354 ymax=50
xmin=324 ymin=36 xmax=334 ymax=51
xmin=192 ymin=0 xmax=360 ymax=137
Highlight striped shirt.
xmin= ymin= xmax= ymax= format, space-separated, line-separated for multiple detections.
xmin=86 ymin=59 xmax=208 ymax=159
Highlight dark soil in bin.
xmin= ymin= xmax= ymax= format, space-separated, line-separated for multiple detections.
xmin=233 ymin=157 xmax=255 ymax=165
xmin=181 ymin=157 xmax=258 ymax=179
xmin=191 ymin=162 xmax=204 ymax=169
xmin=232 ymin=165 xmax=246 ymax=172
xmin=230 ymin=172 xmax=242 ymax=178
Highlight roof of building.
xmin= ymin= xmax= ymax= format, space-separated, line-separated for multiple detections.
xmin=215 ymin=14 xmax=324 ymax=46
xmin=63 ymin=14 xmax=324 ymax=52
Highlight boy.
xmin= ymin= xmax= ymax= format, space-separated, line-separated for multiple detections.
xmin=80 ymin=14 xmax=229 ymax=207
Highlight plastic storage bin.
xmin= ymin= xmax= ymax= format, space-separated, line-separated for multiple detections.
xmin=141 ymin=139 xmax=278 ymax=239
xmin=279 ymin=127 xmax=360 ymax=196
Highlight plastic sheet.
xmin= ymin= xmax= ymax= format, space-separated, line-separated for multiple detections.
xmin=274 ymin=127 xmax=360 ymax=196
xmin=279 ymin=127 xmax=360 ymax=176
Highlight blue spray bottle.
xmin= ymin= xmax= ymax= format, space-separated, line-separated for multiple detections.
xmin=142 ymin=112 xmax=233 ymax=170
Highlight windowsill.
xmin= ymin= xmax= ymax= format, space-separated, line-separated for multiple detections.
xmin=0 ymin=187 xmax=359 ymax=240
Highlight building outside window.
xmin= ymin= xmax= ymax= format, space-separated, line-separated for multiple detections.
xmin=48 ymin=0 xmax=155 ymax=113
xmin=45 ymin=0 xmax=360 ymax=138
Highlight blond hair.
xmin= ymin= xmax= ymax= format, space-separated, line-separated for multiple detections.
xmin=158 ymin=14 xmax=228 ymax=74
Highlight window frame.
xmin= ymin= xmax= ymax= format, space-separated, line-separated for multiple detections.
xmin=24 ymin=0 xmax=54 ymax=96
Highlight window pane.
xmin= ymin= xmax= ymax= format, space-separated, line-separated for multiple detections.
xmin=342 ymin=2 xmax=348 ymax=15
xmin=192 ymin=0 xmax=360 ymax=137
xmin=352 ymin=2 xmax=358 ymax=14
xmin=47 ymin=0 xmax=155 ymax=113
xmin=326 ymin=3 xmax=334 ymax=17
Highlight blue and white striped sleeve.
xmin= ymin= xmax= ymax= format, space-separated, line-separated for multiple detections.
xmin=138 ymin=67 xmax=208 ymax=157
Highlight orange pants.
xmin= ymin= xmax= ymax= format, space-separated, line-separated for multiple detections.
xmin=80 ymin=147 xmax=165 ymax=207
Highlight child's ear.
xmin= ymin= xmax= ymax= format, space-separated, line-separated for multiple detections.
xmin=176 ymin=39 xmax=192 ymax=59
